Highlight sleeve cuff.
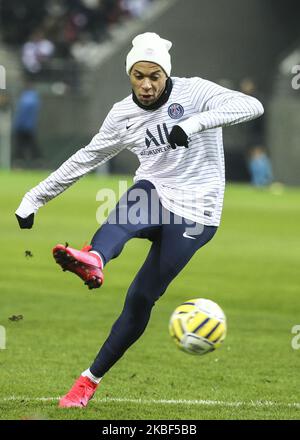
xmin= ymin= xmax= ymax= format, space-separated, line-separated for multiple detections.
xmin=177 ymin=116 xmax=205 ymax=137
xmin=15 ymin=197 xmax=39 ymax=218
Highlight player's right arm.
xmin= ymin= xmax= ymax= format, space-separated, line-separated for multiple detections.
xmin=15 ymin=108 xmax=123 ymax=229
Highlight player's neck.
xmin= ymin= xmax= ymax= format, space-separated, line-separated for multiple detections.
xmin=132 ymin=77 xmax=173 ymax=111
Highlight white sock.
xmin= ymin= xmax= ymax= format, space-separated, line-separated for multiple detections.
xmin=81 ymin=368 xmax=102 ymax=384
xmin=89 ymin=250 xmax=104 ymax=268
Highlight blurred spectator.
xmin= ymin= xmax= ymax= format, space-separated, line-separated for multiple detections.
xmin=0 ymin=0 xmax=46 ymax=44
xmin=239 ymin=77 xmax=273 ymax=186
xmin=1 ymin=0 xmax=156 ymax=87
xmin=120 ymin=0 xmax=153 ymax=18
xmin=71 ymin=33 xmax=103 ymax=66
xmin=248 ymin=147 xmax=273 ymax=187
xmin=239 ymin=78 xmax=265 ymax=150
xmin=1 ymin=0 xmax=155 ymax=50
xmin=22 ymin=30 xmax=55 ymax=77
xmin=12 ymin=83 xmax=42 ymax=167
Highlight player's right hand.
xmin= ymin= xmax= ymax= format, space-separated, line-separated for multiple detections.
xmin=15 ymin=213 xmax=35 ymax=229
xmin=15 ymin=198 xmax=38 ymax=229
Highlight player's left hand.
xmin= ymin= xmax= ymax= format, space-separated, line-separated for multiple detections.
xmin=169 ymin=125 xmax=189 ymax=149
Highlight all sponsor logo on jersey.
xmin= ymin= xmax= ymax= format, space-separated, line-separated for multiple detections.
xmin=145 ymin=123 xmax=169 ymax=148
xmin=141 ymin=123 xmax=171 ymax=156
xmin=168 ymin=103 xmax=184 ymax=119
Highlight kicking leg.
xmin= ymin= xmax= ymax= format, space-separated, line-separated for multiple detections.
xmin=89 ymin=222 xmax=217 ymax=378
xmin=53 ymin=180 xmax=158 ymax=288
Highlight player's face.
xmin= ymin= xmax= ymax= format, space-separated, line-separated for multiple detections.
xmin=130 ymin=62 xmax=167 ymax=106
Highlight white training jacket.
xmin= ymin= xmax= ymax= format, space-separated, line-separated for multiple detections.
xmin=16 ymin=77 xmax=264 ymax=226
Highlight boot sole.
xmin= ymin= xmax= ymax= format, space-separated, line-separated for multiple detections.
xmin=53 ymin=248 xmax=102 ymax=290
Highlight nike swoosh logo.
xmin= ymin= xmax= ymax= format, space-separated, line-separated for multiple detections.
xmin=183 ymin=232 xmax=196 ymax=240
xmin=126 ymin=123 xmax=134 ymax=130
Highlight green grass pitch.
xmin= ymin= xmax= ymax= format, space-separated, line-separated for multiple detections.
xmin=0 ymin=170 xmax=299 ymax=420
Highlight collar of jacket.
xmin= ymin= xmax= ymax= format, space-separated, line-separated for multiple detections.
xmin=132 ymin=77 xmax=173 ymax=111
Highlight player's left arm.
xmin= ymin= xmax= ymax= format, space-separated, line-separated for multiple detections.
xmin=168 ymin=78 xmax=264 ymax=148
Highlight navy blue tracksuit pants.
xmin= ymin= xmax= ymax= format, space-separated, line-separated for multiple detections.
xmin=89 ymin=180 xmax=217 ymax=377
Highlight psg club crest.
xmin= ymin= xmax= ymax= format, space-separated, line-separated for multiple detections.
xmin=168 ymin=103 xmax=184 ymax=119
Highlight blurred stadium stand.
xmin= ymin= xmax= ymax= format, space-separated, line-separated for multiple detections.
xmin=0 ymin=0 xmax=300 ymax=184
xmin=267 ymin=43 xmax=300 ymax=186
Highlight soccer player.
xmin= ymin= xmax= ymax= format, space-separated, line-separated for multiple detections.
xmin=15 ymin=33 xmax=264 ymax=408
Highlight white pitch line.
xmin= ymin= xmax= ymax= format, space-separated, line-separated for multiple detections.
xmin=1 ymin=396 xmax=300 ymax=409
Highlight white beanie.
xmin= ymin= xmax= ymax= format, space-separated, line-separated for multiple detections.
xmin=126 ymin=32 xmax=172 ymax=76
